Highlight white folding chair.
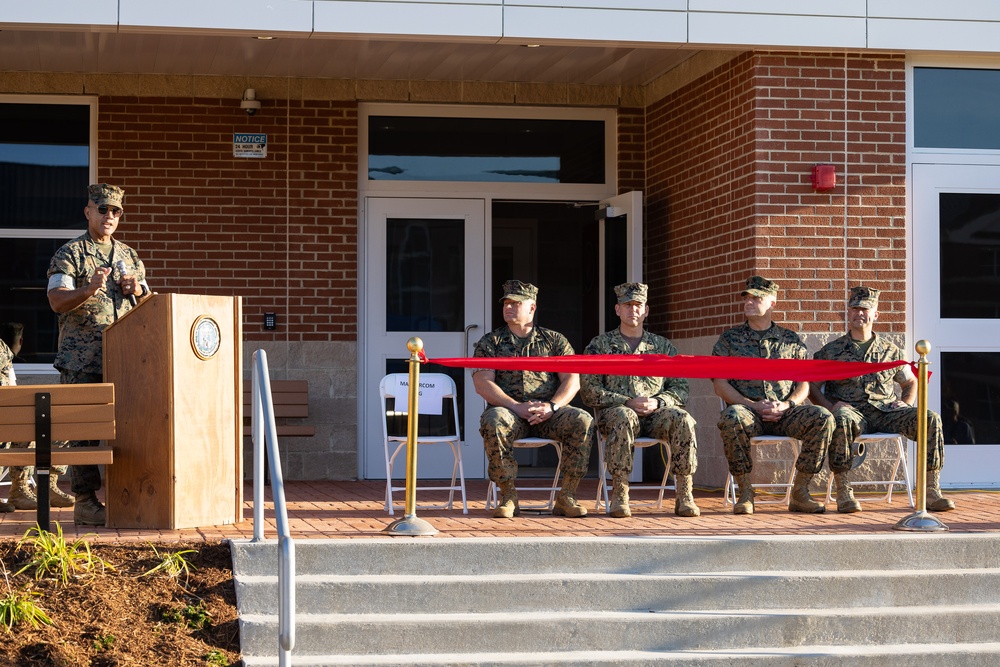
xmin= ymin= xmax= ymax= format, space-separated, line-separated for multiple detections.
xmin=380 ymin=373 xmax=468 ymax=515
xmin=593 ymin=412 xmax=673 ymax=513
xmin=824 ymin=433 xmax=914 ymax=507
xmin=722 ymin=436 xmax=800 ymax=507
xmin=719 ymin=399 xmax=799 ymax=508
xmin=486 ymin=437 xmax=563 ymax=511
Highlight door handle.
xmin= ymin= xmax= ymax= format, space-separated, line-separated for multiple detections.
xmin=464 ymin=324 xmax=479 ymax=355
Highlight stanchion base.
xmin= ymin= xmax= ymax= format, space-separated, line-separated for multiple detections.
xmin=894 ymin=511 xmax=949 ymax=532
xmin=383 ymin=515 xmax=439 ymax=536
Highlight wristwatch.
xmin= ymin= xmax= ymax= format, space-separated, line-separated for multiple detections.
xmin=549 ymin=401 xmax=559 ymax=412
xmin=787 ymin=399 xmax=797 ymax=409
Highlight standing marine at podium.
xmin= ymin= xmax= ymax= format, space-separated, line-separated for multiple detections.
xmin=46 ymin=183 xmax=152 ymax=526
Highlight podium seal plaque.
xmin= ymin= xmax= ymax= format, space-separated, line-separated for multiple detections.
xmin=191 ymin=315 xmax=221 ymax=360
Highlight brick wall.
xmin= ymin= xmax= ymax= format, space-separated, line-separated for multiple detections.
xmin=618 ymin=107 xmax=645 ymax=193
xmin=644 ymin=52 xmax=907 ymax=339
xmin=99 ymin=97 xmax=359 ymax=343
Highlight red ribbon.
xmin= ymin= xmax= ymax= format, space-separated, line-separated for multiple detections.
xmin=421 ymin=352 xmax=917 ymax=382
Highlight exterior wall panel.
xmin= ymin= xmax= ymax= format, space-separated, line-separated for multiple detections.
xmin=868 ymin=18 xmax=1000 ymax=53
xmin=0 ymin=0 xmax=118 ymax=27
xmin=515 ymin=0 xmax=685 ymax=8
xmin=119 ymin=0 xmax=314 ymax=33
xmin=689 ymin=13 xmax=867 ymax=49
xmin=870 ymin=0 xmax=1000 ymax=21
xmin=502 ymin=6 xmax=686 ymax=44
xmin=314 ymin=2 xmax=503 ymax=38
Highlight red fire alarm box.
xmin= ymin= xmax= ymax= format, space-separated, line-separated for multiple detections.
xmin=810 ymin=164 xmax=836 ymax=191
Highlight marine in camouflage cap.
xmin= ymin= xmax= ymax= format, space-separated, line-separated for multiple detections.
xmin=475 ymin=279 xmax=595 ymax=518
xmin=499 ymin=280 xmax=538 ymax=302
xmin=87 ymin=183 xmax=125 ymax=210
xmin=614 ymin=282 xmax=647 ymax=304
xmin=741 ymin=276 xmax=779 ymax=298
xmin=848 ymin=285 xmax=879 ymax=309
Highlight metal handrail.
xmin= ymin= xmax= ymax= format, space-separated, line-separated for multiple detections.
xmin=250 ymin=349 xmax=296 ymax=665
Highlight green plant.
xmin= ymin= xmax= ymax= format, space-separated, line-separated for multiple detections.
xmin=0 ymin=589 xmax=54 ymax=633
xmin=93 ymin=633 xmax=116 ymax=651
xmin=161 ymin=601 xmax=212 ymax=630
xmin=16 ymin=522 xmax=114 ymax=585
xmin=0 ymin=560 xmax=54 ymax=633
xmin=141 ymin=544 xmax=197 ymax=583
xmin=204 ymin=649 xmax=228 ymax=665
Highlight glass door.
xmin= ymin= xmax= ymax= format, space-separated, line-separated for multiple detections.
xmin=363 ymin=198 xmax=487 ymax=480
xmin=912 ymin=164 xmax=1000 ymax=487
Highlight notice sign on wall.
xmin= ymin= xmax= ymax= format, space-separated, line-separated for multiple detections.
xmin=233 ymin=133 xmax=267 ymax=158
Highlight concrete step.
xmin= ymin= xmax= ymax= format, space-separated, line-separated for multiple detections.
xmin=238 ymin=605 xmax=1000 ymax=657
xmin=230 ymin=535 xmax=1000 ymax=664
xmin=234 ymin=568 xmax=1000 ymax=615
xmin=242 ymin=642 xmax=1000 ymax=667
xmin=231 ymin=534 xmax=1000 ymax=576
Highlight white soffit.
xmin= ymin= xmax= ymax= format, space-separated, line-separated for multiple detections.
xmin=314 ymin=1 xmax=502 ymax=40
xmin=502 ymin=6 xmax=687 ymax=44
xmin=119 ymin=0 xmax=313 ymax=34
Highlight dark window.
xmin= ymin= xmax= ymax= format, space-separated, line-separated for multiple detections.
xmin=368 ymin=116 xmax=605 ymax=184
xmin=941 ymin=352 xmax=1000 ymax=445
xmin=0 ymin=102 xmax=91 ymax=366
xmin=914 ymin=67 xmax=1000 ymax=150
xmin=939 ymin=193 xmax=1000 ymax=319
xmin=385 ymin=218 xmax=465 ymax=332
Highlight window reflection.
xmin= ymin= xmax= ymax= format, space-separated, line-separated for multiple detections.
xmin=939 ymin=193 xmax=1000 ymax=318
xmin=369 ymin=116 xmax=605 ymax=184
xmin=941 ymin=352 xmax=1000 ymax=445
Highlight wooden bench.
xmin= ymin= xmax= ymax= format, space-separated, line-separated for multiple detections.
xmin=242 ymin=379 xmax=316 ymax=438
xmin=0 ymin=383 xmax=116 ymax=530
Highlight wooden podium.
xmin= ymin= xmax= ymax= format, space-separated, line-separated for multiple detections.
xmin=103 ymin=293 xmax=243 ymax=529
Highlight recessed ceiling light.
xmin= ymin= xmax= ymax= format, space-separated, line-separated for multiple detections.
xmin=255 ymin=36 xmax=274 ymax=40
xmin=524 ymin=44 xmax=541 ymax=48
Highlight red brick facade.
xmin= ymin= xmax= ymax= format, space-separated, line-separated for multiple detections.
xmin=91 ymin=53 xmax=906 ymax=348
xmin=99 ymin=97 xmax=359 ymax=343
xmin=644 ymin=52 xmax=907 ymax=340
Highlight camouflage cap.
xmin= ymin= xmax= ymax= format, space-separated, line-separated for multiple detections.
xmin=499 ymin=280 xmax=538 ymax=302
xmin=741 ymin=276 xmax=779 ymax=298
xmin=614 ymin=282 xmax=648 ymax=304
xmin=88 ymin=183 xmax=125 ymax=209
xmin=848 ymin=285 xmax=880 ymax=309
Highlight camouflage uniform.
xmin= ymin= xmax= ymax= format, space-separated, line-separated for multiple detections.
xmin=0 ymin=339 xmax=11 ymax=387
xmin=581 ymin=329 xmax=697 ymax=478
xmin=814 ymin=333 xmax=944 ymax=472
xmin=48 ymin=228 xmax=145 ymax=496
xmin=713 ymin=322 xmax=835 ymax=475
xmin=47 ymin=233 xmax=145 ymax=376
xmin=473 ymin=325 xmax=594 ymax=487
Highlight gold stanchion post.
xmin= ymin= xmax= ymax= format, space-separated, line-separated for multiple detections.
xmin=894 ymin=339 xmax=948 ymax=532
xmin=384 ymin=337 xmax=438 ymax=536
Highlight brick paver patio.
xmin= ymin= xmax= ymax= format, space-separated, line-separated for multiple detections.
xmin=0 ymin=480 xmax=995 ymax=543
